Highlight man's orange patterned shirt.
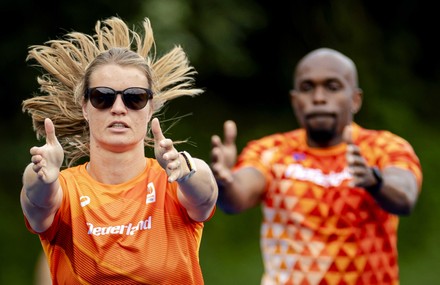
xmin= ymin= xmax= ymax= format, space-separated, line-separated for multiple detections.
xmin=236 ymin=123 xmax=422 ymax=285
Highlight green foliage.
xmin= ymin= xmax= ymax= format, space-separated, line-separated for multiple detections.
xmin=1 ymin=0 xmax=439 ymax=284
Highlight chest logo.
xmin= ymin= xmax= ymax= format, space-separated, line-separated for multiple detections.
xmin=80 ymin=196 xmax=91 ymax=207
xmin=146 ymin=182 xmax=156 ymax=204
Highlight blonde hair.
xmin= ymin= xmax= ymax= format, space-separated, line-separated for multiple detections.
xmin=23 ymin=17 xmax=203 ymax=166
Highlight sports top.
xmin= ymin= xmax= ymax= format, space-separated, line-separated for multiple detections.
xmin=236 ymin=123 xmax=422 ymax=285
xmin=25 ymin=158 xmax=213 ymax=284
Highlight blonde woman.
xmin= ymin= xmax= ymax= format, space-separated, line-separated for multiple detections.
xmin=21 ymin=17 xmax=217 ymax=284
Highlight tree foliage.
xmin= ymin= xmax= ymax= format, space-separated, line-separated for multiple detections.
xmin=0 ymin=0 xmax=438 ymax=284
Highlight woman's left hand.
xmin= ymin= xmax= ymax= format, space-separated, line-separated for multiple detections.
xmin=151 ymin=118 xmax=182 ymax=182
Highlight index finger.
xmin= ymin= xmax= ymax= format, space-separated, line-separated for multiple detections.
xmin=44 ymin=118 xmax=58 ymax=145
xmin=151 ymin=118 xmax=165 ymax=143
xmin=223 ymin=120 xmax=237 ymax=146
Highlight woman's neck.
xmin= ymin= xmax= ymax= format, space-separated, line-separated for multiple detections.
xmin=87 ymin=148 xmax=147 ymax=185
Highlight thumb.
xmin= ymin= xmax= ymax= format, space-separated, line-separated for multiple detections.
xmin=44 ymin=118 xmax=58 ymax=145
xmin=151 ymin=118 xmax=165 ymax=143
xmin=342 ymin=124 xmax=353 ymax=145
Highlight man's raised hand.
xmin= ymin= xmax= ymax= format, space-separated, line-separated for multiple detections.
xmin=210 ymin=120 xmax=238 ymax=184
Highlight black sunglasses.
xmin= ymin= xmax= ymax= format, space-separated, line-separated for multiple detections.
xmin=85 ymin=87 xmax=153 ymax=110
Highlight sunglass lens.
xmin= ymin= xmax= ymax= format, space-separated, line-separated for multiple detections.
xmin=89 ymin=88 xmax=116 ymax=109
xmin=123 ymin=88 xmax=149 ymax=110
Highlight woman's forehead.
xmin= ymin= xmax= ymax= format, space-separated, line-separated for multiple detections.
xmin=90 ymin=64 xmax=147 ymax=80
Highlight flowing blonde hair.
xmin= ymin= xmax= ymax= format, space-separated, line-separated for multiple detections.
xmin=23 ymin=17 xmax=203 ymax=166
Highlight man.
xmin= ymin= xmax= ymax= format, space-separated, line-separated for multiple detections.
xmin=210 ymin=48 xmax=422 ymax=284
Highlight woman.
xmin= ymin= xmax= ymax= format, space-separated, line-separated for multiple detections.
xmin=21 ymin=17 xmax=217 ymax=284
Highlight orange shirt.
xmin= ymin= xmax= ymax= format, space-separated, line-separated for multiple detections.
xmin=236 ymin=123 xmax=422 ymax=285
xmin=25 ymin=158 xmax=212 ymax=285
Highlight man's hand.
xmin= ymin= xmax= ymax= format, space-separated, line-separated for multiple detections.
xmin=30 ymin=118 xmax=64 ymax=184
xmin=210 ymin=120 xmax=237 ymax=184
xmin=343 ymin=124 xmax=378 ymax=189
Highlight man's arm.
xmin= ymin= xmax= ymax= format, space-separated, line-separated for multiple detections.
xmin=362 ymin=166 xmax=419 ymax=215
xmin=210 ymin=120 xmax=265 ymax=214
xmin=344 ymin=125 xmax=420 ymax=215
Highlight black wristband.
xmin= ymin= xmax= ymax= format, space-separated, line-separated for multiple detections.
xmin=365 ymin=167 xmax=383 ymax=195
xmin=176 ymin=151 xmax=197 ymax=183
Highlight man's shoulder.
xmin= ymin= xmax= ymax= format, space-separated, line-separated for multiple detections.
xmin=355 ymin=124 xmax=416 ymax=155
xmin=256 ymin=128 xmax=304 ymax=142
xmin=356 ymin=124 xmax=409 ymax=141
xmin=246 ymin=128 xmax=305 ymax=150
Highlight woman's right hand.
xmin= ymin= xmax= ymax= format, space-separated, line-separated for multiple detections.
xmin=30 ymin=118 xmax=64 ymax=184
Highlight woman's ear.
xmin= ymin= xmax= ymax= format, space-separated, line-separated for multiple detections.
xmin=82 ymin=102 xmax=89 ymax=122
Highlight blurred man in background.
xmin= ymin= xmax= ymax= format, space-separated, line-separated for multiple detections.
xmin=211 ymin=48 xmax=422 ymax=284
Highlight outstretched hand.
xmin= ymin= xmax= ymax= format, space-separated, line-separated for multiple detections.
xmin=343 ymin=125 xmax=376 ymax=188
xmin=30 ymin=118 xmax=64 ymax=184
xmin=210 ymin=120 xmax=237 ymax=184
xmin=151 ymin=118 xmax=182 ymax=182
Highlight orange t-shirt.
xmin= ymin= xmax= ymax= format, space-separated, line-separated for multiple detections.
xmin=25 ymin=158 xmax=212 ymax=285
xmin=236 ymin=123 xmax=422 ymax=285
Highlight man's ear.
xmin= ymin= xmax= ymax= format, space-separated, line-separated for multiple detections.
xmin=352 ymin=88 xmax=363 ymax=114
xmin=290 ymin=89 xmax=298 ymax=109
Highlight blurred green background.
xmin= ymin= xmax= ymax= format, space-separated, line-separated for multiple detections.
xmin=1 ymin=0 xmax=438 ymax=284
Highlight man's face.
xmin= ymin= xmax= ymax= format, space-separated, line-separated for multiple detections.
xmin=291 ymin=55 xmax=360 ymax=147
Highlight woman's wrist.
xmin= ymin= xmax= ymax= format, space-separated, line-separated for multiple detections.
xmin=176 ymin=151 xmax=197 ymax=183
